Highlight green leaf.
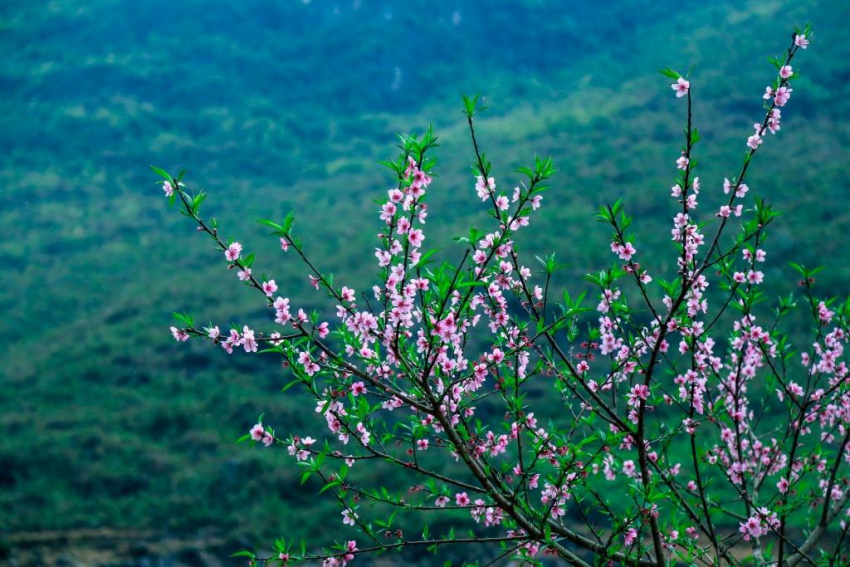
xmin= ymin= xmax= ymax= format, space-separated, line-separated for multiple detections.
xmin=150 ymin=165 xmax=173 ymax=182
xmin=659 ymin=67 xmax=681 ymax=80
xmin=416 ymin=248 xmax=439 ymax=267
xmin=378 ymin=157 xmax=404 ymax=177
xmin=691 ymin=128 xmax=701 ymax=144
xmin=282 ymin=211 xmax=296 ymax=234
xmin=318 ymin=479 xmax=340 ymax=494
xmin=191 ymin=192 xmax=206 ymax=214
xmin=461 ymin=94 xmax=487 ymax=118
xmin=171 ymin=311 xmax=194 ymax=327
xmin=257 ymin=219 xmax=284 ymax=232
xmin=516 ymin=165 xmax=534 ymax=179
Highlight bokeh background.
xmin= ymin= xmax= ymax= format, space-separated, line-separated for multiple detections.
xmin=1 ymin=0 xmax=848 ymax=565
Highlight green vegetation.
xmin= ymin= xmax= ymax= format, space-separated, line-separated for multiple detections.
xmin=1 ymin=0 xmax=848 ymax=563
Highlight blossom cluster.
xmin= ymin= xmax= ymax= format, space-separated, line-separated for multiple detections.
xmin=157 ymin=28 xmax=850 ymax=567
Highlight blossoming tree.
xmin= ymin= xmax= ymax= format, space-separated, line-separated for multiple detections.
xmin=156 ymin=27 xmax=849 ymax=566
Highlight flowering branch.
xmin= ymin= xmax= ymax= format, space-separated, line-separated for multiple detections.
xmin=155 ymin=25 xmax=849 ymax=567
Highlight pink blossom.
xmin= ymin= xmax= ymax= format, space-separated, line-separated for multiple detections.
xmin=739 ymin=515 xmax=767 ymax=540
xmin=341 ymin=509 xmax=358 ymax=526
xmin=396 ymin=216 xmax=410 ymax=234
xmin=250 ymin=423 xmax=265 ymax=441
xmin=768 ymin=108 xmax=782 ymax=134
xmin=616 ymin=242 xmax=637 ymax=261
xmin=351 ymin=381 xmax=366 ymax=396
xmin=279 ymin=238 xmax=290 ymax=252
xmin=747 ymin=132 xmax=763 ymax=150
xmin=672 ymin=77 xmax=690 ymax=97
xmin=296 ymin=308 xmax=311 ymax=324
xmin=408 ymin=228 xmax=424 ymax=248
xmin=773 ymin=86 xmax=793 ymax=107
xmin=747 ymin=270 xmax=764 ymax=285
xmin=237 ymin=267 xmax=252 ymax=281
xmin=274 ymin=297 xmax=292 ymax=325
xmin=628 ymin=384 xmax=650 ymax=405
xmin=794 ymin=34 xmax=809 ymax=49
xmin=632 ymin=384 xmax=649 ymax=400
xmin=435 ymin=495 xmax=449 ymax=507
xmin=780 ymin=65 xmax=793 ymax=79
xmin=777 ymin=477 xmax=789 ymax=493
xmin=489 ymin=348 xmax=505 ymax=363
xmin=221 ymin=328 xmax=240 ymax=354
xmin=316 ymin=321 xmax=330 ymax=338
xmin=788 ymin=382 xmax=804 ymax=397
xmin=456 ymin=492 xmax=470 ymax=506
xmin=475 ymin=176 xmax=496 ymax=200
xmin=170 ymin=326 xmax=189 ymax=342
xmin=380 ymin=202 xmax=397 ymax=224
xmin=262 ymin=280 xmax=278 ymax=297
xmin=225 ymin=242 xmax=242 ymax=262
xmin=817 ymin=301 xmax=834 ymax=324
xmin=241 ymin=325 xmax=258 ymax=352
xmin=341 ymin=286 xmax=356 ymax=302
xmin=356 ymin=422 xmax=370 ymax=445
xmin=763 ymin=86 xmax=774 ymax=101
xmin=162 ymin=181 xmax=174 ymax=197
xmin=375 ymin=249 xmax=391 ymax=267
xmin=624 ymin=528 xmax=638 ymax=546
xmin=298 ymin=351 xmax=320 ymax=375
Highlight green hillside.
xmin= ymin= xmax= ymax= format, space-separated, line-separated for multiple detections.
xmin=1 ymin=0 xmax=848 ymax=564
